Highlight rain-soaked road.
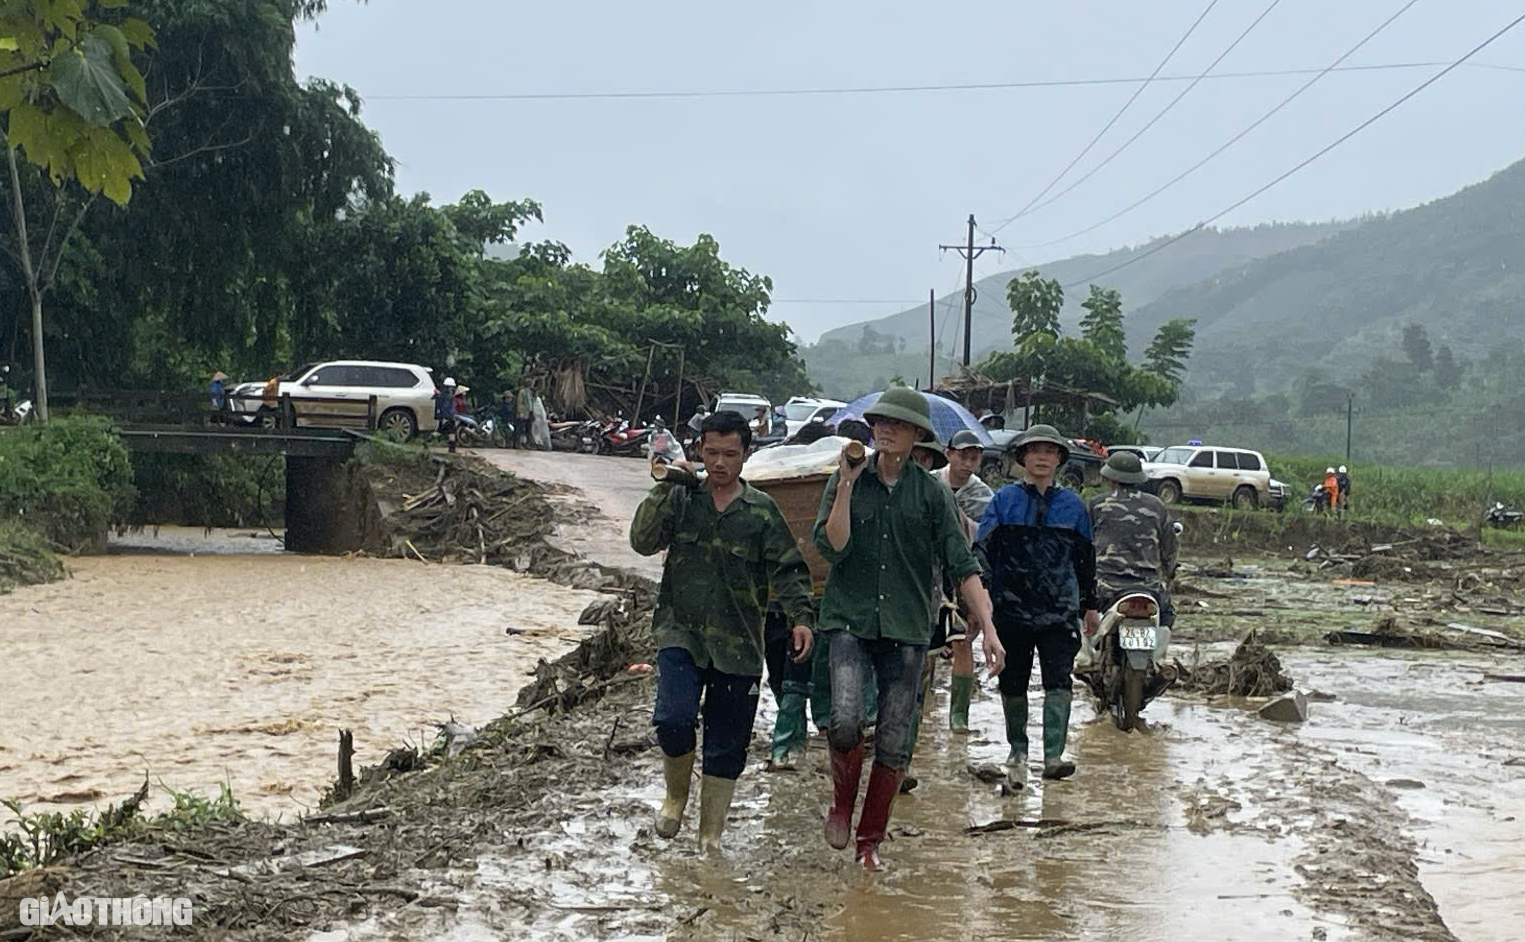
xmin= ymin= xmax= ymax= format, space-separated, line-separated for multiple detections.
xmin=308 ymin=450 xmax=1524 ymax=942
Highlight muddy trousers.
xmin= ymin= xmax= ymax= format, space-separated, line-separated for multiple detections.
xmin=826 ymin=631 xmax=926 ymax=771
xmin=652 ymin=647 xmax=761 ymax=781
xmin=807 ymin=630 xmax=877 ymax=735
xmin=995 ymin=623 xmax=1080 ymax=772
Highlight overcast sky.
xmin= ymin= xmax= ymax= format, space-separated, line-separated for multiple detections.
xmin=295 ymin=1 xmax=1525 ymax=343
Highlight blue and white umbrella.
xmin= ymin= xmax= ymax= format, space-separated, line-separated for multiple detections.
xmin=832 ymin=391 xmax=993 ymax=446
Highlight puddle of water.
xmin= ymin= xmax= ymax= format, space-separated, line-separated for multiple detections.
xmin=1278 ymin=647 xmax=1525 ymax=942
xmin=0 ymin=533 xmax=603 ymax=822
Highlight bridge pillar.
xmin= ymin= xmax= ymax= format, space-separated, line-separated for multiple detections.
xmin=284 ymin=457 xmax=381 ymax=554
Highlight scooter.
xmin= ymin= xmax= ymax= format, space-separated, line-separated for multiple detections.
xmin=1301 ymin=482 xmax=1329 ymax=513
xmin=600 ymin=416 xmax=655 ymax=457
xmin=645 ymin=418 xmax=686 ymax=465
xmin=1076 ymin=592 xmax=1174 ymax=732
xmin=1486 ymin=501 xmax=1524 ymax=529
xmin=550 ymin=419 xmax=599 ymax=453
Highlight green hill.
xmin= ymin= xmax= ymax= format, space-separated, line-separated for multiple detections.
xmin=805 ymin=219 xmax=1355 ymax=399
xmin=1132 ymin=156 xmax=1525 ymax=398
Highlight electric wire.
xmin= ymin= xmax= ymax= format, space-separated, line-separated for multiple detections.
xmin=1056 ymin=7 xmax=1525 ymax=290
xmin=1008 ymin=0 xmax=1286 ymax=227
xmin=1021 ymin=0 xmax=1425 ymax=253
xmin=988 ymin=0 xmax=1223 ymax=232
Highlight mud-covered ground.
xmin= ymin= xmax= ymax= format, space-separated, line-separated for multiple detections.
xmin=4 ymin=454 xmax=1522 ymax=941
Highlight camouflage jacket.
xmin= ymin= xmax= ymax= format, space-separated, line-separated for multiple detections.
xmin=630 ymin=479 xmax=814 ymax=677
xmin=935 ymin=467 xmax=995 ymax=532
xmin=1086 ymin=485 xmax=1177 ymax=604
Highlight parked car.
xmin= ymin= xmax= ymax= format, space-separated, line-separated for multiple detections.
xmin=981 ymin=428 xmax=1105 ymax=489
xmin=1141 ymin=444 xmax=1273 ymax=509
xmin=229 ymin=360 xmax=437 ymax=440
xmin=1107 ymin=444 xmax=1162 ymax=463
xmin=781 ymin=396 xmax=845 ymax=438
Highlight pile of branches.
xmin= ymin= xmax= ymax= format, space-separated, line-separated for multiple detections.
xmin=388 ymin=459 xmax=553 ymax=565
xmin=1174 ymin=630 xmax=1294 ymax=697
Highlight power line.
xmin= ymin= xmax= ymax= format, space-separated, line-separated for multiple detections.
xmin=1022 ymin=0 xmax=1424 ymax=254
xmin=1057 ymin=7 xmax=1525 ymax=291
xmin=988 ymin=0 xmax=1222 ymax=234
xmin=773 ymin=298 xmax=924 ymax=304
xmin=1012 ymin=0 xmax=1285 ymax=225
xmin=355 ymin=60 xmax=1525 ymax=104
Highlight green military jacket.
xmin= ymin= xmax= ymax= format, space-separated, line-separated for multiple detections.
xmin=1086 ymin=485 xmax=1177 ymax=598
xmin=630 ymin=479 xmax=814 ymax=677
xmin=812 ymin=455 xmax=980 ymax=645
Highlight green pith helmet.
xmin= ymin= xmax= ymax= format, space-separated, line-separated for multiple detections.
xmin=1102 ymin=451 xmax=1147 ymax=484
xmin=1008 ymin=424 xmax=1071 ymax=467
xmin=911 ymin=437 xmax=949 ymax=470
xmin=863 ymin=386 xmax=936 ymax=442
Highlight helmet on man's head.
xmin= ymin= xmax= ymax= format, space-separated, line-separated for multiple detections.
xmin=862 ymin=386 xmax=936 ymax=442
xmin=1338 ymin=465 xmax=1347 ymax=474
xmin=911 ymin=437 xmax=949 ymax=470
xmin=1326 ymin=467 xmax=1336 ymax=474
xmin=1007 ymin=424 xmax=1070 ymax=467
xmin=1101 ymin=452 xmax=1147 ymax=485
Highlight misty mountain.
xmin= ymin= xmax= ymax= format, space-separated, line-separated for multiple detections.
xmin=805 ymin=219 xmax=1356 ymax=398
xmin=1132 ymin=157 xmax=1525 ymax=398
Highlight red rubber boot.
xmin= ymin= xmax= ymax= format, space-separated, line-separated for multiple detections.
xmin=824 ymin=744 xmax=864 ymax=850
xmin=854 ymin=762 xmax=904 ymax=871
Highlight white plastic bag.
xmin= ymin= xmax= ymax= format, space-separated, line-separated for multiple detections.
xmin=530 ymin=396 xmax=551 ymax=449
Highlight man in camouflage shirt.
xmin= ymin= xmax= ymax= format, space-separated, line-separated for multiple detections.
xmin=1086 ymin=451 xmax=1178 ymax=627
xmin=630 ymin=410 xmax=814 ymax=854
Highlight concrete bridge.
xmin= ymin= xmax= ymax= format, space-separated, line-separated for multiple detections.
xmin=56 ymin=390 xmax=387 ymax=554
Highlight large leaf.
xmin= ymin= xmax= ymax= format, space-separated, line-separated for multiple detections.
xmin=48 ymin=31 xmax=133 ymax=127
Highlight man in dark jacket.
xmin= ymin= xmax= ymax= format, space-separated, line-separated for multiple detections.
xmin=975 ymin=424 xmax=1099 ymax=789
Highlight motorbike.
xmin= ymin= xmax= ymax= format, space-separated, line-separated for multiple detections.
xmin=0 ymin=399 xmax=33 ymax=426
xmin=1076 ymin=591 xmax=1174 ymax=732
xmin=1300 ymin=482 xmax=1330 ymax=513
xmin=550 ymin=419 xmax=599 ymax=453
xmin=1486 ymin=501 xmax=1524 ymax=529
xmin=645 ymin=418 xmax=687 ymax=465
xmin=453 ymin=413 xmax=489 ymax=447
xmin=600 ymin=416 xmax=655 ymax=457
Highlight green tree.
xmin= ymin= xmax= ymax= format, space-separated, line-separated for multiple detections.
xmin=1 ymin=0 xmax=156 ymax=419
xmin=1402 ymin=323 xmax=1432 ymax=372
xmin=1433 ymin=343 xmax=1463 ymax=390
xmin=1142 ymin=318 xmax=1197 ymax=385
xmin=1007 ymin=270 xmax=1063 ymax=347
xmin=1077 ymin=285 xmax=1125 ymax=360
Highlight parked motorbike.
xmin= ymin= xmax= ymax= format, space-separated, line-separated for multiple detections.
xmin=453 ymin=413 xmax=488 ymax=447
xmin=1300 ymin=482 xmax=1330 ymax=513
xmin=600 ymin=416 xmax=655 ymax=457
xmin=0 ymin=399 xmax=33 ymax=426
xmin=1076 ymin=592 xmax=1174 ymax=731
xmin=1486 ymin=501 xmax=1524 ymax=529
xmin=550 ymin=419 xmax=599 ymax=453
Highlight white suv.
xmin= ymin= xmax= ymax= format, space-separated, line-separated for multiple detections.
xmin=1143 ymin=444 xmax=1272 ymax=510
xmin=781 ymin=396 xmax=846 ymax=437
xmin=231 ymin=360 xmax=437 ymax=440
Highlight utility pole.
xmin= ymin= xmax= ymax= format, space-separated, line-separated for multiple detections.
xmin=940 ymin=214 xmax=1005 ymax=369
xmin=927 ymin=288 xmax=935 ymax=390
xmin=1345 ymin=392 xmax=1354 ymax=462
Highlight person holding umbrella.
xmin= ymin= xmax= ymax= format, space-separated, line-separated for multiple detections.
xmin=813 ymin=387 xmax=1003 ymax=871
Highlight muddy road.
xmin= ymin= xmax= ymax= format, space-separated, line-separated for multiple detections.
xmin=0 ymin=528 xmax=602 ymax=822
xmin=298 ymin=450 xmax=1523 ymax=942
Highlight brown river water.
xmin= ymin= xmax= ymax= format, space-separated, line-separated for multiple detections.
xmin=0 ymin=528 xmax=601 ymax=823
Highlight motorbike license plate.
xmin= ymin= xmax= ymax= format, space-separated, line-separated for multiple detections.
xmin=1119 ymin=623 xmax=1157 ymax=651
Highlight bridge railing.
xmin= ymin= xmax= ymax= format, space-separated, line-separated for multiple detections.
xmin=52 ymin=390 xmax=380 ymax=433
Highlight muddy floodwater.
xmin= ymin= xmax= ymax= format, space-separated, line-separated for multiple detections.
xmin=0 ymin=528 xmax=601 ymax=822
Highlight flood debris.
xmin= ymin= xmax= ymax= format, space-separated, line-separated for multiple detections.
xmin=1174 ymin=631 xmax=1295 ymax=697
xmin=1326 ymin=615 xmax=1525 ymax=651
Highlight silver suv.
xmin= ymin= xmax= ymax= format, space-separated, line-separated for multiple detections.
xmin=1143 ymin=444 xmax=1272 ymax=509
xmin=231 ymin=360 xmax=437 ymax=440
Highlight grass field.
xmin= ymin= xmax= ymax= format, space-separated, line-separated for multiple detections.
xmin=1265 ymin=453 xmax=1525 ymax=529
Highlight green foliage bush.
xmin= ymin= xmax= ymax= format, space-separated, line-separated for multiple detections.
xmin=0 ymin=416 xmax=135 ymax=551
xmin=127 ymin=453 xmax=283 ymax=528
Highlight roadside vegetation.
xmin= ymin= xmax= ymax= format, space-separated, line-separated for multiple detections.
xmin=1 ymin=781 xmax=242 ymax=878
xmin=1264 ymin=453 xmax=1525 ymax=528
xmin=0 ymin=416 xmax=134 ymax=554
